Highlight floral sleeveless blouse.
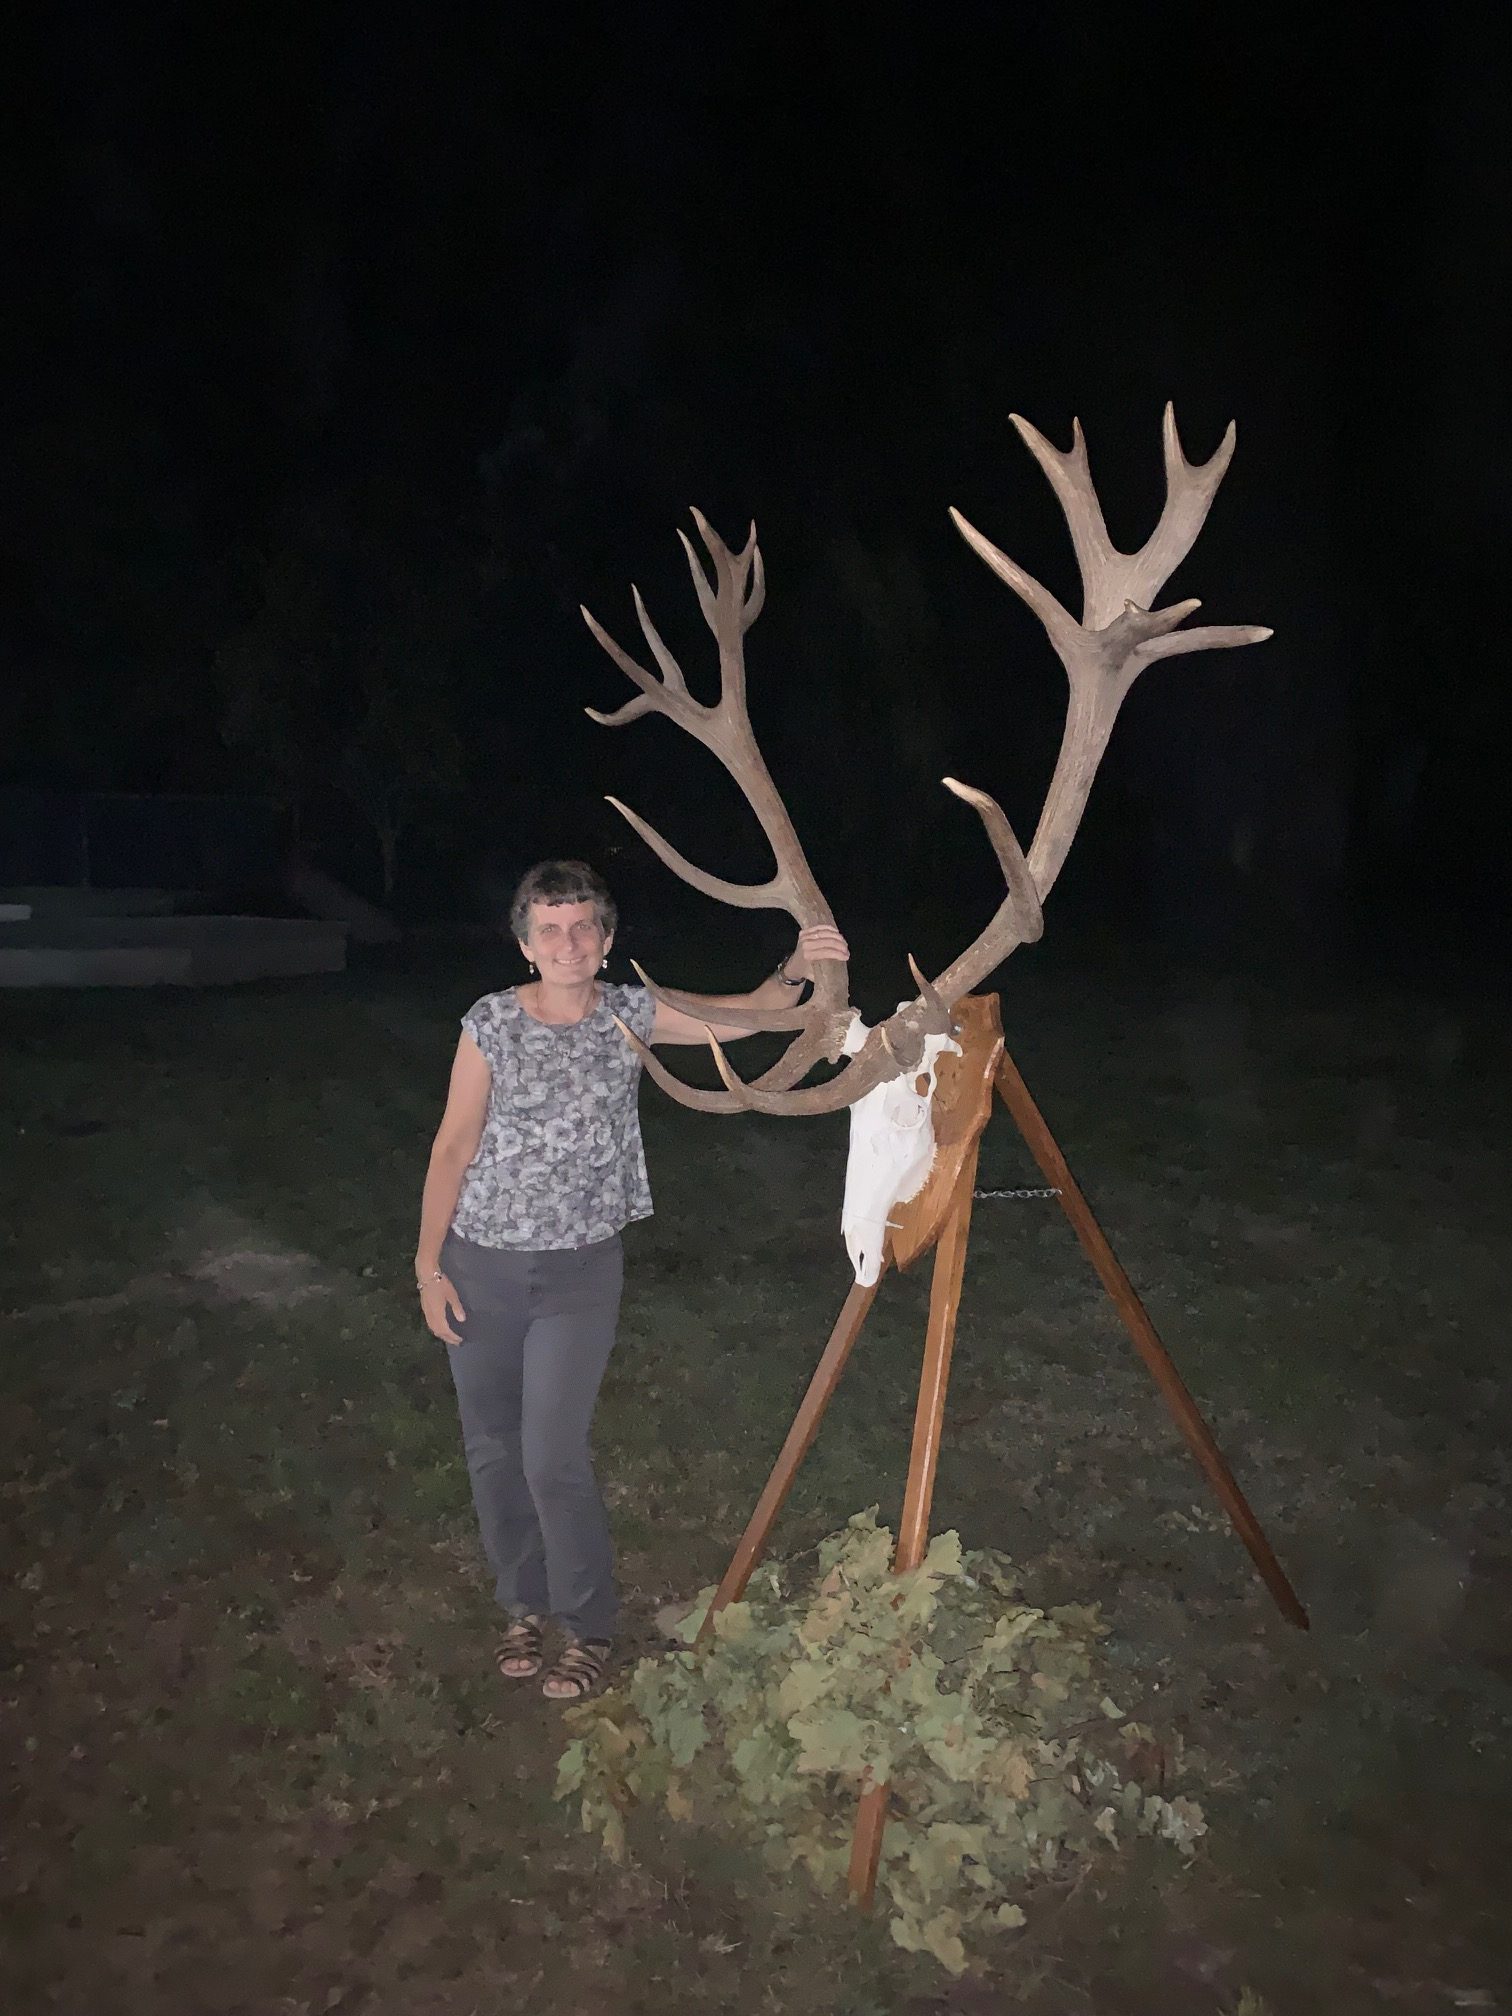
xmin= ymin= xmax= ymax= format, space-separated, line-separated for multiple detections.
xmin=450 ymin=983 xmax=657 ymax=1250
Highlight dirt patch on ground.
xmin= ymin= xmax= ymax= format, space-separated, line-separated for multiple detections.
xmin=7 ymin=1204 xmax=343 ymax=1323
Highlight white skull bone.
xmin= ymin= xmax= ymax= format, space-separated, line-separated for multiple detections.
xmin=839 ymin=1010 xmax=962 ymax=1286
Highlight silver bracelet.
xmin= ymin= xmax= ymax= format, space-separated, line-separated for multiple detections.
xmin=774 ymin=955 xmax=806 ymax=989
xmin=416 ymin=1268 xmax=443 ymax=1291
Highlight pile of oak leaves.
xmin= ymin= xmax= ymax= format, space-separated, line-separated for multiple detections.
xmin=556 ymin=1509 xmax=1208 ymax=1975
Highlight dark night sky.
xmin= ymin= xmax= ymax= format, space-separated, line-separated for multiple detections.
xmin=5 ymin=7 xmax=1508 ymax=955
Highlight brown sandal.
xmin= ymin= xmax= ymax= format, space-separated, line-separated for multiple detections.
xmin=496 ymin=1615 xmax=546 ymax=1680
xmin=541 ymin=1637 xmax=612 ymax=1701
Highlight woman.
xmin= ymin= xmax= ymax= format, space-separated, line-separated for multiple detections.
xmin=415 ymin=858 xmax=848 ymax=1701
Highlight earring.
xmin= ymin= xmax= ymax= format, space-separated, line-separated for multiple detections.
xmin=600 ymin=956 xmax=608 ymax=970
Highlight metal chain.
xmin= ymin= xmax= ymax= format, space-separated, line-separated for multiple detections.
xmin=972 ymin=1184 xmax=1062 ymax=1200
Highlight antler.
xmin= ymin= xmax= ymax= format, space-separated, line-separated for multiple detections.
xmin=930 ymin=403 xmax=1272 ymax=1007
xmin=583 ymin=511 xmax=864 ymax=1113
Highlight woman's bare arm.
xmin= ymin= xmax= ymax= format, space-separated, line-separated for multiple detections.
xmin=415 ymin=1035 xmax=490 ymax=1340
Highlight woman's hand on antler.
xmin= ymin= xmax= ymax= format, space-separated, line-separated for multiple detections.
xmin=786 ymin=924 xmax=850 ymax=982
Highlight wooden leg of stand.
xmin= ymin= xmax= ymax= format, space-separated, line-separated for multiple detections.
xmin=993 ymin=1050 xmax=1309 ymax=1632
xmin=697 ymin=1269 xmax=886 ymax=1646
xmin=849 ymin=1150 xmax=980 ymax=1908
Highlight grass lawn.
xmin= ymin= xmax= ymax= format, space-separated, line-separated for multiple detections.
xmin=3 ymin=936 xmax=1510 ymax=2013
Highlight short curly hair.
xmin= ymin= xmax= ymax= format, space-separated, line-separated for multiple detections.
xmin=508 ymin=860 xmax=618 ymax=943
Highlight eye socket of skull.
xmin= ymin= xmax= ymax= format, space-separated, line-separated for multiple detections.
xmin=914 ymin=1073 xmax=932 ymax=1096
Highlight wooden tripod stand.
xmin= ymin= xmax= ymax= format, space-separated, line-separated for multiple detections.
xmin=694 ymin=992 xmax=1308 ymax=1910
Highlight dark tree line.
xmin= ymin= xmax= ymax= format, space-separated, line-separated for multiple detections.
xmin=6 ymin=10 xmax=1504 ymax=942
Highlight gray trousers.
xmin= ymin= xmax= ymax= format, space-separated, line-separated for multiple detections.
xmin=441 ymin=1229 xmax=623 ymax=1641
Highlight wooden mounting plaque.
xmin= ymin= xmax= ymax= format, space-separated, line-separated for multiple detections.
xmin=885 ymin=993 xmax=1004 ymax=1273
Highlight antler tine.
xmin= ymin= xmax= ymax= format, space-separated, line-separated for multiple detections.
xmin=610 ymin=1014 xmax=748 ymax=1115
xmin=743 ymin=539 xmax=766 ymax=629
xmin=948 ymin=507 xmax=1080 ymax=653
xmin=580 ymin=604 xmax=666 ymax=704
xmin=632 ymin=585 xmax=689 ymax=694
xmin=1008 ymin=413 xmax=1118 ymax=621
xmin=688 ymin=504 xmax=733 ymax=566
xmin=905 ymin=952 xmax=958 ymax=1036
xmin=676 ymin=525 xmax=720 ymax=633
xmin=1137 ymin=404 xmax=1238 ymax=610
xmin=1135 ymin=619 xmax=1274 ymax=667
xmin=629 ymin=958 xmax=821 ymax=1035
xmin=916 ymin=781 xmax=1044 ymax=1010
xmin=605 ymin=796 xmax=785 ymax=911
xmin=938 ymin=779 xmax=1043 ymax=944
xmin=584 ymin=694 xmax=662 ymax=729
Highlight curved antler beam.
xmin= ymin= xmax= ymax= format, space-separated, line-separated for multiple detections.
xmin=705 ymin=1026 xmax=903 ymax=1117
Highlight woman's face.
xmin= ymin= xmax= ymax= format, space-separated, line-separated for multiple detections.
xmin=518 ymin=900 xmax=613 ymax=983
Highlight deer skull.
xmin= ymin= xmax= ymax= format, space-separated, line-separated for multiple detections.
xmin=839 ymin=1014 xmax=961 ymax=1285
